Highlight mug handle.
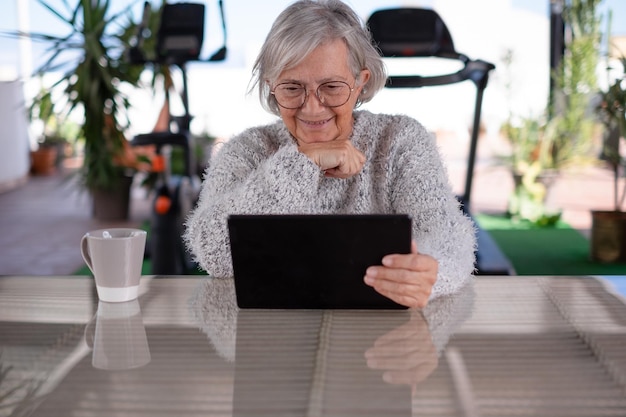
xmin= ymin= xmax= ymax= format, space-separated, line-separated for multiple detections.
xmin=80 ymin=235 xmax=95 ymax=275
xmin=83 ymin=312 xmax=97 ymax=349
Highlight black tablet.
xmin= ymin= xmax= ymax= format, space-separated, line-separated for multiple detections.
xmin=227 ymin=214 xmax=412 ymax=309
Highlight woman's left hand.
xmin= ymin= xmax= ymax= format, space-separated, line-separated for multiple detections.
xmin=364 ymin=241 xmax=438 ymax=308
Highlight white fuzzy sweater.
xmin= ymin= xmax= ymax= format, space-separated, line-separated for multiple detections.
xmin=184 ymin=110 xmax=476 ymax=298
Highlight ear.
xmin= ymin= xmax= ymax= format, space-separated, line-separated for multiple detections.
xmin=358 ymin=69 xmax=371 ymax=86
xmin=357 ymin=69 xmax=371 ymax=92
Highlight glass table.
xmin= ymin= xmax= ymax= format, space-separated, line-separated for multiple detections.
xmin=1 ymin=275 xmax=626 ymax=416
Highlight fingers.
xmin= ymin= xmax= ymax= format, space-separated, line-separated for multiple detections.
xmin=364 ymin=250 xmax=438 ymax=308
xmin=372 ymin=279 xmax=432 ymax=309
xmin=382 ymin=250 xmax=437 ymax=273
xmin=381 ymin=359 xmax=439 ymax=386
xmin=364 ymin=317 xmax=439 ymax=387
xmin=299 ymin=140 xmax=365 ymax=178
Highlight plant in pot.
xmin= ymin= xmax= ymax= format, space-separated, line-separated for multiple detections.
xmin=500 ymin=0 xmax=602 ymax=227
xmin=501 ymin=114 xmax=562 ymax=226
xmin=28 ymin=85 xmax=76 ymax=175
xmin=591 ymin=51 xmax=626 ymax=263
xmin=30 ymin=136 xmax=61 ymax=176
xmin=12 ymin=0 xmax=155 ymax=220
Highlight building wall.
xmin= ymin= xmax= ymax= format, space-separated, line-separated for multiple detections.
xmin=0 ymin=81 xmax=31 ymax=192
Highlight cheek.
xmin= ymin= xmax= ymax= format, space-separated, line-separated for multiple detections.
xmin=335 ymin=106 xmax=355 ymax=126
xmin=278 ymin=109 xmax=299 ymax=136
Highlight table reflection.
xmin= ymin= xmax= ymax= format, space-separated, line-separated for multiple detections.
xmin=84 ymin=299 xmax=151 ymax=371
xmin=189 ymin=277 xmax=474 ymax=416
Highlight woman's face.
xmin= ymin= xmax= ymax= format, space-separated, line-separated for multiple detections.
xmin=272 ymin=39 xmax=370 ymax=145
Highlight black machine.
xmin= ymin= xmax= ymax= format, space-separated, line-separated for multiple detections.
xmin=367 ymin=8 xmax=494 ymax=211
xmin=128 ymin=1 xmax=227 ymax=274
xmin=367 ymin=8 xmax=514 ymax=275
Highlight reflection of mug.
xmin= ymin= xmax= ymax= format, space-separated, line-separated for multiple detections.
xmin=81 ymin=228 xmax=146 ymax=302
xmin=85 ymin=300 xmax=151 ymax=371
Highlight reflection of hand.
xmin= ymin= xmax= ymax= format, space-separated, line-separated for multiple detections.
xmin=364 ymin=310 xmax=438 ymax=391
xmin=298 ymin=140 xmax=365 ymax=179
xmin=364 ymin=241 xmax=438 ymax=308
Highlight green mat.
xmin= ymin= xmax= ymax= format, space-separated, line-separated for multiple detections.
xmin=475 ymin=214 xmax=626 ymax=276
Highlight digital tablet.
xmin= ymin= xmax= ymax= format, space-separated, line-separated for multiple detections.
xmin=227 ymin=214 xmax=412 ymax=309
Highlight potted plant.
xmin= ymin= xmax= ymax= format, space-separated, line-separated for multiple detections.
xmin=500 ymin=0 xmax=602 ymax=226
xmin=501 ymin=114 xmax=562 ymax=225
xmin=591 ymin=46 xmax=626 ymax=262
xmin=11 ymin=0 xmax=154 ymax=220
xmin=28 ymin=84 xmax=76 ymax=175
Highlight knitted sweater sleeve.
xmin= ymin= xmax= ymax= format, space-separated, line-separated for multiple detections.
xmin=384 ymin=115 xmax=477 ymax=298
xmin=183 ymin=124 xmax=322 ymax=276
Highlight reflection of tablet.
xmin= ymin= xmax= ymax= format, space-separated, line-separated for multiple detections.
xmin=227 ymin=214 xmax=412 ymax=309
xmin=232 ymin=310 xmax=412 ymax=416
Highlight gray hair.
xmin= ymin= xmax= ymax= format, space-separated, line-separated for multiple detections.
xmin=250 ymin=0 xmax=387 ymax=115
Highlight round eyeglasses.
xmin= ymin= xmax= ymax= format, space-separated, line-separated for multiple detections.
xmin=271 ymin=80 xmax=355 ymax=109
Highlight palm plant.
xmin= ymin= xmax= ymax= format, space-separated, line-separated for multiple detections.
xmin=11 ymin=0 xmax=148 ymax=191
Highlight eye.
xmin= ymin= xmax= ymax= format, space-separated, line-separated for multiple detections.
xmin=277 ymin=83 xmax=304 ymax=95
xmin=319 ymin=82 xmax=348 ymax=95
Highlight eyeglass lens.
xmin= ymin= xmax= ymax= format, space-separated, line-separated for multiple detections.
xmin=272 ymin=81 xmax=352 ymax=109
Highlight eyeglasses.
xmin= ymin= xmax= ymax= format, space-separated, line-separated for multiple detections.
xmin=271 ymin=80 xmax=355 ymax=109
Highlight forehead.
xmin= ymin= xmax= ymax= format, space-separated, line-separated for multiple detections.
xmin=276 ymin=39 xmax=353 ymax=83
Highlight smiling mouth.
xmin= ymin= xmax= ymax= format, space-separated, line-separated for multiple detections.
xmin=300 ymin=117 xmax=332 ymax=126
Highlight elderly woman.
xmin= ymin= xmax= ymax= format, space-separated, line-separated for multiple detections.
xmin=184 ymin=0 xmax=476 ymax=308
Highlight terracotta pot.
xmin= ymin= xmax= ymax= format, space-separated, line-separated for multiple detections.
xmin=30 ymin=147 xmax=58 ymax=175
xmin=91 ymin=175 xmax=134 ymax=221
xmin=590 ymin=210 xmax=626 ymax=263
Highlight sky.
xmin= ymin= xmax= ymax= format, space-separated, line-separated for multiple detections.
xmin=0 ymin=0 xmax=624 ymax=141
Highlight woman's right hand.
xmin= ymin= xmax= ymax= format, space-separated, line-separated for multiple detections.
xmin=298 ymin=140 xmax=365 ymax=179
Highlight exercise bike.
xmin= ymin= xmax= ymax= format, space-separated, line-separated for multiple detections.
xmin=128 ymin=1 xmax=227 ymax=274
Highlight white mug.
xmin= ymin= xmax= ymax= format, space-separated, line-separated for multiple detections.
xmin=81 ymin=228 xmax=147 ymax=303
xmin=85 ymin=299 xmax=151 ymax=370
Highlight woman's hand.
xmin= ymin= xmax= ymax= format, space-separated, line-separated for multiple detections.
xmin=364 ymin=241 xmax=438 ymax=308
xmin=298 ymin=140 xmax=365 ymax=179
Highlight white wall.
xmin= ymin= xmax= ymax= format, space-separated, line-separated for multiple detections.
xmin=0 ymin=81 xmax=31 ymax=190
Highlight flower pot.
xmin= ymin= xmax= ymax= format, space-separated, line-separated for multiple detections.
xmin=30 ymin=147 xmax=58 ymax=176
xmin=590 ymin=210 xmax=626 ymax=263
xmin=91 ymin=175 xmax=134 ymax=221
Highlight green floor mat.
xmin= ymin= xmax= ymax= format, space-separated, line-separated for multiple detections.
xmin=475 ymin=213 xmax=626 ymax=276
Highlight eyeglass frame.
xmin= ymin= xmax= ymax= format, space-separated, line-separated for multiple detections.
xmin=270 ymin=79 xmax=356 ymax=109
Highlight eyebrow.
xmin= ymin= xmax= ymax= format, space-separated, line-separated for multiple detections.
xmin=275 ymin=76 xmax=350 ymax=85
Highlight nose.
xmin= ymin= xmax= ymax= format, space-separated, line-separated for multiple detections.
xmin=300 ymin=88 xmax=325 ymax=111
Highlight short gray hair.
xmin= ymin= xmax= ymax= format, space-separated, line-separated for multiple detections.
xmin=250 ymin=0 xmax=387 ymax=115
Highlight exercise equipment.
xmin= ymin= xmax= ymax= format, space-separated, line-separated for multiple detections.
xmin=367 ymin=8 xmax=514 ymax=275
xmin=129 ymin=1 xmax=227 ymax=274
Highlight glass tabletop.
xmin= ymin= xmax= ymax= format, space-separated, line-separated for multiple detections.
xmin=1 ymin=275 xmax=626 ymax=416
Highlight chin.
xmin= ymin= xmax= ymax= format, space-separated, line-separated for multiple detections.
xmin=297 ymin=131 xmax=337 ymax=144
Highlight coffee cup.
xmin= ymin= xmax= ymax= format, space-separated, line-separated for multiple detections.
xmin=81 ymin=228 xmax=147 ymax=303
xmin=85 ymin=299 xmax=151 ymax=370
